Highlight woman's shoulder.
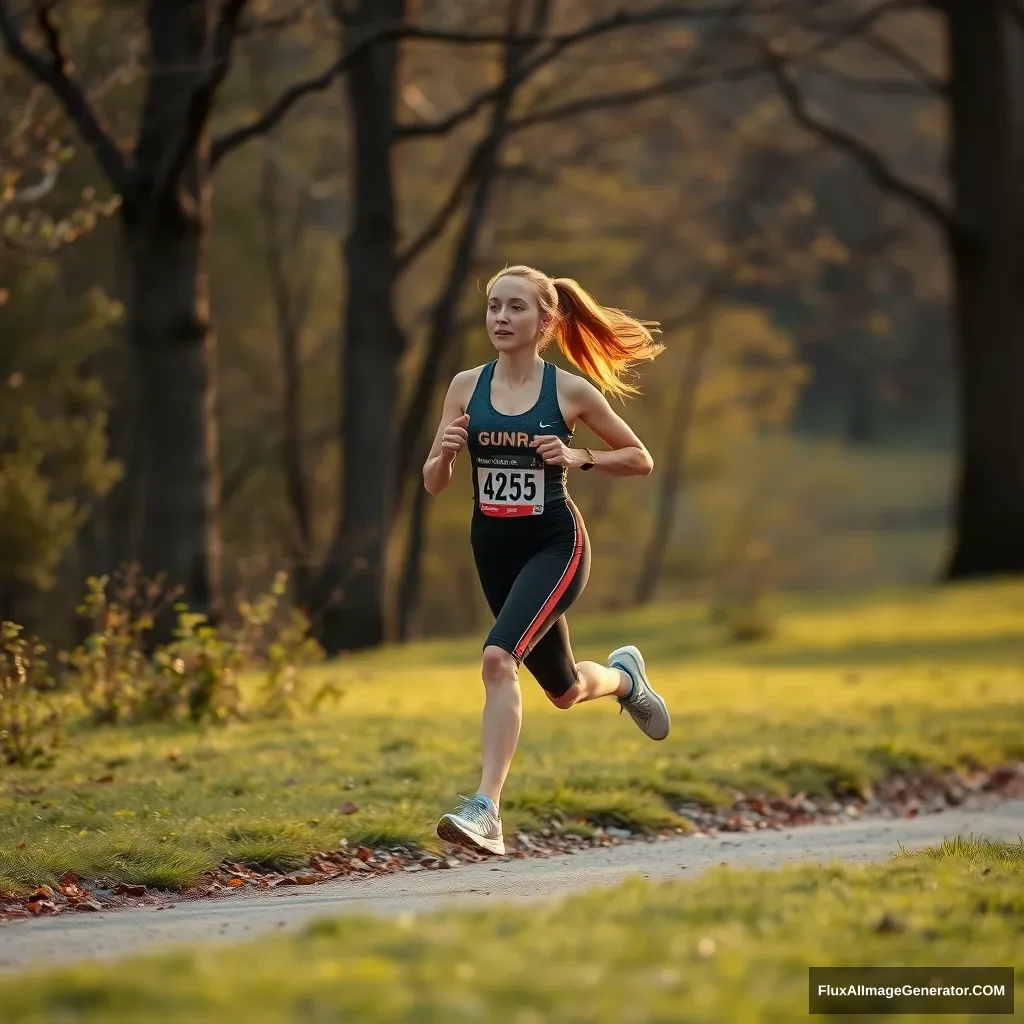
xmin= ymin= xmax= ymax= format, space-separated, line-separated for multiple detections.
xmin=449 ymin=363 xmax=490 ymax=400
xmin=552 ymin=364 xmax=599 ymax=399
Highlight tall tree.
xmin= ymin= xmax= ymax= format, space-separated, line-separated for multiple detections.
xmin=0 ymin=1 xmax=479 ymax=632
xmin=394 ymin=0 xmax=554 ymax=641
xmin=310 ymin=0 xmax=409 ymax=652
xmin=1 ymin=1 xmax=265 ymax=627
xmin=762 ymin=0 xmax=1024 ymax=577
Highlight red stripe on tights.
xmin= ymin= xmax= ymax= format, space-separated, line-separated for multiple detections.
xmin=513 ymin=502 xmax=584 ymax=660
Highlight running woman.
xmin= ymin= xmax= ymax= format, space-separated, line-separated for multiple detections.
xmin=422 ymin=264 xmax=671 ymax=856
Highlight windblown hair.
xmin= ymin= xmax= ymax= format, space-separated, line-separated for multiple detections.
xmin=486 ymin=265 xmax=664 ymax=399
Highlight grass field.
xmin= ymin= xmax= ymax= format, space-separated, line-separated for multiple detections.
xmin=0 ymin=838 xmax=1020 ymax=1022
xmin=1 ymin=581 xmax=1023 ymax=895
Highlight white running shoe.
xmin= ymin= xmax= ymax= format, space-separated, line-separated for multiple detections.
xmin=436 ymin=793 xmax=505 ymax=855
xmin=609 ymin=645 xmax=671 ymax=741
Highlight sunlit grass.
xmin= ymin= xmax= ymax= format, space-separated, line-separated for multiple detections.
xmin=1 ymin=581 xmax=1022 ymax=894
xmin=0 ymin=839 xmax=1019 ymax=1022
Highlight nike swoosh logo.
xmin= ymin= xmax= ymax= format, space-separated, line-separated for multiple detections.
xmin=538 ymin=421 xmax=556 ymax=429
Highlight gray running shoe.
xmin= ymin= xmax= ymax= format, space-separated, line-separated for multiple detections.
xmin=436 ymin=794 xmax=505 ymax=855
xmin=610 ymin=645 xmax=671 ymax=741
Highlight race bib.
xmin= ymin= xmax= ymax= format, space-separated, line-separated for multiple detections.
xmin=477 ymin=464 xmax=545 ymax=517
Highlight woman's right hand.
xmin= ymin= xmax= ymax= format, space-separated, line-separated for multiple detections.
xmin=441 ymin=413 xmax=470 ymax=457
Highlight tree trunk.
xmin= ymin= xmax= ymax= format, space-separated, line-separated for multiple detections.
xmin=314 ymin=0 xmax=407 ymax=654
xmin=944 ymin=1 xmax=1024 ymax=577
xmin=124 ymin=191 xmax=222 ymax=635
xmin=393 ymin=1 xmax=552 ymax=641
xmin=396 ymin=474 xmax=431 ymax=641
xmin=259 ymin=154 xmax=314 ymax=605
xmin=633 ymin=318 xmax=713 ymax=604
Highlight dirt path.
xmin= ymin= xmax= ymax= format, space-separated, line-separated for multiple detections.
xmin=1 ymin=798 xmax=1020 ymax=974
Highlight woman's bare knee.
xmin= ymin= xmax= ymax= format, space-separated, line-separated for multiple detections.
xmin=482 ymin=646 xmax=518 ymax=686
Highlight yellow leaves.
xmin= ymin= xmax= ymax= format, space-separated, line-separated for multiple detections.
xmin=790 ymin=192 xmax=816 ymax=217
xmin=703 ymin=241 xmax=731 ymax=267
xmin=868 ymin=313 xmax=892 ymax=336
xmin=810 ymin=232 xmax=849 ymax=265
xmin=737 ymin=97 xmax=784 ymax=137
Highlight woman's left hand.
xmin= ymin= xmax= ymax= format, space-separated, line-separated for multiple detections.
xmin=531 ymin=435 xmax=586 ymax=468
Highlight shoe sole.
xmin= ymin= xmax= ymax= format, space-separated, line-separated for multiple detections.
xmin=609 ymin=644 xmax=671 ymax=741
xmin=436 ymin=814 xmax=505 ymax=856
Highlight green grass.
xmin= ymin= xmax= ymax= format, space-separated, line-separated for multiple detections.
xmin=1 ymin=581 xmax=1023 ymax=895
xmin=0 ymin=838 xmax=1020 ymax=1022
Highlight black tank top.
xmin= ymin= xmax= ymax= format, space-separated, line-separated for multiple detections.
xmin=466 ymin=360 xmax=573 ymax=518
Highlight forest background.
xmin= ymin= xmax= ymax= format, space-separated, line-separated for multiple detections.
xmin=2 ymin=0 xmax=1018 ymax=656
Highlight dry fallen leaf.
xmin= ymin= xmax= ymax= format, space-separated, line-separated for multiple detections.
xmin=16 ymin=841 xmax=26 ymax=850
xmin=356 ymin=846 xmax=373 ymax=861
xmin=114 ymin=883 xmax=148 ymax=897
xmin=229 ymin=878 xmax=244 ymax=888
xmin=338 ymin=801 xmax=359 ymax=815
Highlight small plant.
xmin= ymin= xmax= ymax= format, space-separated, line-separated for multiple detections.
xmin=153 ymin=610 xmax=246 ymax=724
xmin=60 ymin=564 xmax=182 ymax=724
xmin=153 ymin=574 xmax=334 ymax=723
xmin=227 ymin=572 xmax=333 ymax=720
xmin=0 ymin=621 xmax=62 ymax=767
xmin=62 ymin=566 xmax=337 ymax=728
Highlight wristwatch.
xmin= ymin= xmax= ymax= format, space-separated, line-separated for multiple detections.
xmin=580 ymin=448 xmax=596 ymax=471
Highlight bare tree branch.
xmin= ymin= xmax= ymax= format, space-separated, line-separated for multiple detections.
xmin=211 ymin=44 xmax=347 ymax=168
xmin=508 ymin=61 xmax=762 ymax=132
xmin=801 ymin=0 xmax=920 ymax=36
xmin=413 ymin=0 xmax=902 ymax=149
xmin=153 ymin=0 xmax=253 ymax=200
xmin=456 ymin=0 xmax=901 ymax=138
xmin=212 ymin=11 xmax=722 ymax=167
xmin=798 ymin=0 xmax=923 ymax=60
xmin=862 ymin=27 xmax=945 ymax=93
xmin=0 ymin=1 xmax=132 ymax=195
xmin=394 ymin=2 xmax=742 ymax=141
xmin=806 ymin=59 xmax=938 ymax=96
xmin=396 ymin=145 xmax=486 ymax=271
xmin=765 ymin=47 xmax=954 ymax=230
xmin=236 ymin=2 xmax=311 ymax=37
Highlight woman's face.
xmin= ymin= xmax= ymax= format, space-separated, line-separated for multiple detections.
xmin=486 ymin=275 xmax=548 ymax=353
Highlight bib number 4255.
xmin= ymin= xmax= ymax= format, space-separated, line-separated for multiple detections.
xmin=478 ymin=467 xmax=544 ymax=517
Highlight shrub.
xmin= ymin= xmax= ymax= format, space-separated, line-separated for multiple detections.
xmin=60 ymin=564 xmax=182 ymax=725
xmin=0 ymin=621 xmax=62 ymax=767
xmin=62 ymin=566 xmax=337 ymax=727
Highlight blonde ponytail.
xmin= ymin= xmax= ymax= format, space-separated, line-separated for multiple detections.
xmin=486 ymin=265 xmax=663 ymax=399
